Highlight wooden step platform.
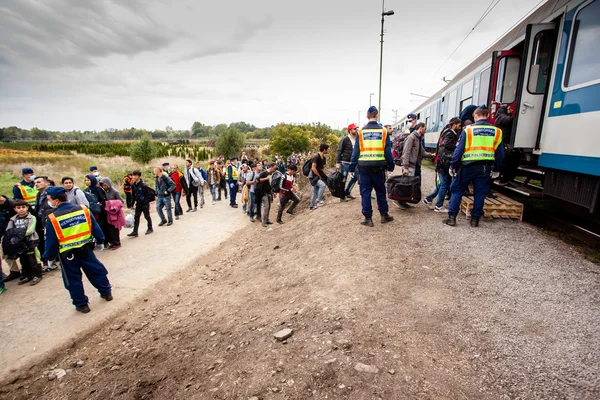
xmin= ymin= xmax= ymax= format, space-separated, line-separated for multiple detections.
xmin=460 ymin=192 xmax=524 ymax=221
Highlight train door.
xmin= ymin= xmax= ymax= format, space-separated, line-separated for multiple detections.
xmin=513 ymin=23 xmax=557 ymax=150
xmin=489 ymin=50 xmax=521 ymax=124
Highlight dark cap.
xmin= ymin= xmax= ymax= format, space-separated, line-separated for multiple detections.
xmin=22 ymin=168 xmax=34 ymax=175
xmin=89 ymin=166 xmax=97 ymax=171
xmin=162 ymin=162 xmax=170 ymax=167
xmin=46 ymin=186 xmax=66 ymax=197
xmin=407 ymin=114 xmax=417 ymax=120
xmin=367 ymin=106 xmax=378 ymax=114
xmin=230 ymin=157 xmax=238 ymax=161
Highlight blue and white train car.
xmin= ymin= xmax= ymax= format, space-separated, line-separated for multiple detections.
xmin=397 ymin=0 xmax=600 ymax=214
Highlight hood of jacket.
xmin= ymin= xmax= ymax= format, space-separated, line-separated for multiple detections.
xmin=100 ymin=177 xmax=122 ymax=201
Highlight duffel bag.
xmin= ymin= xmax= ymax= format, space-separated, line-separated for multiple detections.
xmin=387 ymin=175 xmax=421 ymax=203
xmin=327 ymin=171 xmax=345 ymax=198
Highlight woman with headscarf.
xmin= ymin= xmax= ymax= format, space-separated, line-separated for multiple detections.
xmin=99 ymin=177 xmax=125 ymax=250
xmin=460 ymin=104 xmax=477 ymax=127
xmin=84 ymin=174 xmax=108 ymax=248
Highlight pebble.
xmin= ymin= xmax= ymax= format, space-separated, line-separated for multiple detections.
xmin=210 ymin=331 xmax=217 ymax=337
xmin=54 ymin=369 xmax=67 ymax=379
xmin=110 ymin=365 xmax=122 ymax=371
xmin=75 ymin=360 xmax=85 ymax=368
xmin=388 ymin=369 xmax=396 ymax=375
xmin=354 ymin=363 xmax=379 ymax=374
xmin=274 ymin=328 xmax=293 ymax=341
xmin=248 ymin=397 xmax=259 ymax=400
xmin=110 ymin=324 xmax=122 ymax=331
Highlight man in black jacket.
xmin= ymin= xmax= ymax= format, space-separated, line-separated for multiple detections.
xmin=336 ymin=123 xmax=358 ymax=201
xmin=154 ymin=167 xmax=176 ymax=226
xmin=494 ymin=105 xmax=519 ymax=185
xmin=0 ymin=195 xmax=20 ymax=282
xmin=127 ymin=170 xmax=153 ymax=237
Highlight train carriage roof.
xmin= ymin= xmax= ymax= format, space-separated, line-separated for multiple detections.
xmin=408 ymin=0 xmax=570 ymax=114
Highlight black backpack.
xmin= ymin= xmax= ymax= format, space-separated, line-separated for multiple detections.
xmin=80 ymin=189 xmax=102 ymax=215
xmin=392 ymin=133 xmax=409 ymax=166
xmin=302 ymin=158 xmax=312 ymax=177
xmin=270 ymin=171 xmax=283 ymax=194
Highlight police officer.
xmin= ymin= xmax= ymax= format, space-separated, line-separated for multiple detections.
xmin=404 ymin=114 xmax=418 ymax=134
xmin=227 ymin=157 xmax=239 ymax=208
xmin=43 ymin=186 xmax=113 ymax=313
xmin=349 ymin=106 xmax=395 ymax=227
xmin=13 ymin=167 xmax=38 ymax=209
xmin=444 ymin=106 xmax=504 ymax=227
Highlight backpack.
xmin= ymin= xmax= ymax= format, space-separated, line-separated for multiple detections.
xmin=82 ymin=190 xmax=102 ymax=215
xmin=144 ymin=186 xmax=157 ymax=202
xmin=392 ymin=133 xmax=409 ymax=166
xmin=302 ymin=158 xmax=312 ymax=177
xmin=270 ymin=171 xmax=283 ymax=194
xmin=199 ymin=168 xmax=207 ymax=182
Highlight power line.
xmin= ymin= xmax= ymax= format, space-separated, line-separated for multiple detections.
xmin=418 ymin=0 xmax=502 ymax=92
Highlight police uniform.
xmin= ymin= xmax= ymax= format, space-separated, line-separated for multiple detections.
xmin=446 ymin=117 xmax=504 ymax=226
xmin=42 ymin=187 xmax=112 ymax=311
xmin=349 ymin=106 xmax=395 ymax=225
xmin=13 ymin=168 xmax=38 ymax=209
xmin=227 ymin=159 xmax=239 ymax=207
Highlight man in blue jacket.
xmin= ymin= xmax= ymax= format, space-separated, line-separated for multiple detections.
xmin=349 ymin=106 xmax=395 ymax=227
xmin=444 ymin=106 xmax=504 ymax=227
xmin=43 ymin=186 xmax=112 ymax=313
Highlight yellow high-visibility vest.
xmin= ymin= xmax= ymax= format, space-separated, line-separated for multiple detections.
xmin=358 ymin=128 xmax=387 ymax=162
xmin=17 ymin=183 xmax=38 ymax=206
xmin=48 ymin=206 xmax=93 ymax=253
xmin=461 ymin=125 xmax=502 ymax=163
xmin=225 ymin=166 xmax=238 ymax=181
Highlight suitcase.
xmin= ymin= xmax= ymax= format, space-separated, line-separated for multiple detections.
xmin=387 ymin=175 xmax=421 ymax=203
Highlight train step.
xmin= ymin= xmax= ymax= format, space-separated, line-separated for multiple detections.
xmin=493 ymin=180 xmax=544 ymax=197
xmin=517 ymin=166 xmax=545 ymax=177
xmin=460 ymin=192 xmax=524 ymax=221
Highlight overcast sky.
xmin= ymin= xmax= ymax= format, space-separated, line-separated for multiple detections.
xmin=0 ymin=0 xmax=546 ymax=131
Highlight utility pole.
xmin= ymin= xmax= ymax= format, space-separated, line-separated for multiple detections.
xmin=392 ymin=109 xmax=398 ymax=125
xmin=378 ymin=0 xmax=394 ymax=121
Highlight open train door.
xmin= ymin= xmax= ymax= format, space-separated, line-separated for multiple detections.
xmin=489 ymin=50 xmax=521 ymax=125
xmin=512 ymin=23 xmax=557 ymax=150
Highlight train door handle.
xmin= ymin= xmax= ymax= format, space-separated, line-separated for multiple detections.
xmin=521 ymin=102 xmax=534 ymax=113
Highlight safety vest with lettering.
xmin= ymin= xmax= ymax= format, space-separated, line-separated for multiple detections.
xmin=225 ymin=166 xmax=238 ymax=181
xmin=16 ymin=183 xmax=38 ymax=206
xmin=461 ymin=125 xmax=502 ymax=163
xmin=358 ymin=128 xmax=387 ymax=166
xmin=48 ymin=205 xmax=93 ymax=253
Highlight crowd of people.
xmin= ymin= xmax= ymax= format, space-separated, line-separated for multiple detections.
xmin=0 ymin=104 xmax=505 ymax=311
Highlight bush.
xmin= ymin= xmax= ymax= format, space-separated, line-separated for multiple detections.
xmin=215 ymin=127 xmax=246 ymax=159
xmin=130 ymin=135 xmax=157 ymax=164
xmin=270 ymin=124 xmax=311 ymax=157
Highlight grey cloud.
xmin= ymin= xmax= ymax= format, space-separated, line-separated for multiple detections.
xmin=175 ymin=14 xmax=273 ymax=62
xmin=0 ymin=0 xmax=183 ymax=68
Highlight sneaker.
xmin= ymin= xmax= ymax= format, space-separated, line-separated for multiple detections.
xmin=277 ymin=220 xmax=284 ymax=224
xmin=309 ymin=206 xmax=316 ymax=211
xmin=145 ymin=229 xmax=153 ymax=235
xmin=3 ymin=271 xmax=21 ymax=282
xmin=76 ymin=304 xmax=91 ymax=313
xmin=423 ymin=199 xmax=432 ymax=206
xmin=250 ymin=217 xmax=255 ymax=222
xmin=200 ymin=204 xmax=204 ymax=208
xmin=30 ymin=276 xmax=42 ymax=286
xmin=48 ymin=260 xmax=59 ymax=270
xmin=392 ymin=200 xmax=402 ymax=209
xmin=0 ymin=286 xmax=7 ymax=295
xmin=346 ymin=194 xmax=356 ymax=200
xmin=175 ymin=216 xmax=179 ymax=220
xmin=434 ymin=206 xmax=448 ymax=213
xmin=231 ymin=204 xmax=238 ymax=208
xmin=193 ymin=208 xmax=198 ymax=212
xmin=317 ymin=201 xmax=326 ymax=207
xmin=158 ymin=220 xmax=167 ymax=226
xmin=110 ymin=244 xmax=121 ymax=250
xmin=286 ymin=210 xmax=297 ymax=216
xmin=340 ymin=198 xmax=346 ymax=202
xmin=101 ymin=293 xmax=113 ymax=301
xmin=166 ymin=221 xmax=173 ymax=226
xmin=186 ymin=208 xmax=192 ymax=212
xmin=18 ymin=277 xmax=32 ymax=285
xmin=127 ymin=232 xmax=138 ymax=237
xmin=266 ymin=221 xmax=273 ymax=225
xmin=42 ymin=267 xmax=52 ymax=274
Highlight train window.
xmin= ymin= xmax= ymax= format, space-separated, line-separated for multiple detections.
xmin=495 ymin=56 xmax=520 ymax=103
xmin=479 ymin=67 xmax=491 ymax=105
xmin=528 ymin=30 xmax=554 ymax=94
xmin=564 ymin=0 xmax=600 ymax=88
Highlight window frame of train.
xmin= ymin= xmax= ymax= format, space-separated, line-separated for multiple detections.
xmin=563 ymin=0 xmax=600 ymax=91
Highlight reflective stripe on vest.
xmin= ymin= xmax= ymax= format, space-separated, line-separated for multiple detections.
xmin=358 ymin=128 xmax=387 ymax=162
xmin=17 ymin=183 xmax=38 ymax=206
xmin=461 ymin=125 xmax=502 ymax=162
xmin=48 ymin=206 xmax=93 ymax=253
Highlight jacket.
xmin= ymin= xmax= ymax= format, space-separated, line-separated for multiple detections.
xmin=67 ymin=186 xmax=89 ymax=207
xmin=336 ymin=135 xmax=355 ymax=164
xmin=170 ymin=171 xmax=189 ymax=195
xmin=184 ymin=166 xmax=203 ymax=188
xmin=132 ymin=180 xmax=151 ymax=206
xmin=0 ymin=196 xmax=16 ymax=238
xmin=43 ymin=202 xmax=105 ymax=259
xmin=349 ymin=121 xmax=395 ymax=172
xmin=6 ymin=213 xmax=38 ymax=249
xmin=155 ymin=173 xmax=175 ymax=198
xmin=451 ymin=119 xmax=505 ymax=171
xmin=494 ymin=106 xmax=514 ymax=145
xmin=206 ymin=168 xmax=221 ymax=186
xmin=105 ymin=200 xmax=126 ymax=230
xmin=99 ymin=177 xmax=123 ymax=201
xmin=401 ymin=132 xmax=424 ymax=170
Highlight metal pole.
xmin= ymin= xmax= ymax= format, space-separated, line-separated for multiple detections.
xmin=357 ymin=111 xmax=360 ymax=127
xmin=378 ymin=0 xmax=385 ymax=121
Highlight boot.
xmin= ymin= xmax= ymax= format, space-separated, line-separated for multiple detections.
xmin=360 ymin=217 xmax=374 ymax=227
xmin=470 ymin=218 xmax=480 ymax=227
xmin=443 ymin=215 xmax=456 ymax=226
xmin=381 ymin=214 xmax=394 ymax=223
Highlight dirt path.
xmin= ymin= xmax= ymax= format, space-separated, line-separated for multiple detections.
xmin=0 ymin=198 xmax=249 ymax=378
xmin=2 ymin=168 xmax=599 ymax=399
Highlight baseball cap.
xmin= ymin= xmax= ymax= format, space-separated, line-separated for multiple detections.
xmin=22 ymin=168 xmax=34 ymax=175
xmin=367 ymin=106 xmax=378 ymax=114
xmin=347 ymin=123 xmax=358 ymax=131
xmin=46 ymin=186 xmax=66 ymax=197
xmin=407 ymin=114 xmax=417 ymax=120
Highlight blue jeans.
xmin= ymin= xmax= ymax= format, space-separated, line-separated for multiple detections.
xmin=309 ymin=179 xmax=326 ymax=207
xmin=341 ymin=163 xmax=358 ymax=198
xmin=229 ymin=182 xmax=237 ymax=206
xmin=426 ymin=169 xmax=451 ymax=208
xmin=448 ymin=164 xmax=492 ymax=219
xmin=210 ymin=184 xmax=217 ymax=201
xmin=156 ymin=195 xmax=173 ymax=222
xmin=173 ymin=191 xmax=182 ymax=216
xmin=359 ymin=167 xmax=388 ymax=217
xmin=249 ymin=192 xmax=256 ymax=218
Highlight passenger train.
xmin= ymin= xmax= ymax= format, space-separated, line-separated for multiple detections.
xmin=396 ymin=0 xmax=600 ymax=216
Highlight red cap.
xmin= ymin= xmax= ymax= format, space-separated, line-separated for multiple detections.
xmin=347 ymin=123 xmax=358 ymax=131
